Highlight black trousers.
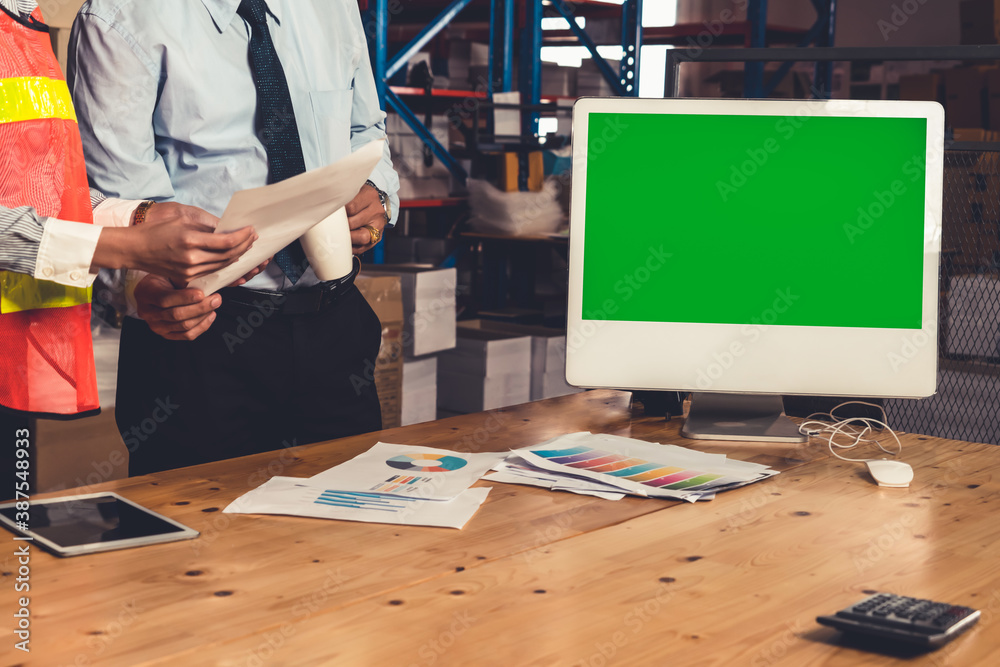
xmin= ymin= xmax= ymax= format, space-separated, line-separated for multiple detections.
xmin=115 ymin=284 xmax=383 ymax=476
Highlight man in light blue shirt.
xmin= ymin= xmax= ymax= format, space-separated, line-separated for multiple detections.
xmin=69 ymin=0 xmax=401 ymax=474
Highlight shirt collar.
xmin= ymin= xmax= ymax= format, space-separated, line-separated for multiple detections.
xmin=0 ymin=0 xmax=37 ymax=17
xmin=201 ymin=0 xmax=282 ymax=33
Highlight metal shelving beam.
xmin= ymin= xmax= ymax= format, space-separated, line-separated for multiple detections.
xmin=385 ymin=87 xmax=468 ymax=182
xmin=744 ymin=0 xmax=769 ymax=98
xmin=758 ymin=0 xmax=838 ymax=98
xmin=736 ymin=0 xmax=839 ymax=99
xmin=619 ymin=0 xmax=643 ymax=95
xmin=813 ymin=0 xmax=838 ymax=98
xmin=489 ymin=0 xmax=515 ymax=95
xmin=368 ymin=0 xmax=648 ymax=193
xmin=385 ymin=0 xmax=476 ymax=79
xmin=665 ymin=45 xmax=1000 ymax=98
xmin=519 ymin=0 xmax=544 ymax=141
xmin=550 ymin=0 xmax=626 ymax=97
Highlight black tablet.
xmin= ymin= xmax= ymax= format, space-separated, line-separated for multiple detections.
xmin=0 ymin=492 xmax=199 ymax=557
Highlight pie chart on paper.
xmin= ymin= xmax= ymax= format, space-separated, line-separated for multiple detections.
xmin=386 ymin=453 xmax=468 ymax=473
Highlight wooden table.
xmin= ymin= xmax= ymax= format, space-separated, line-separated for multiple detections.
xmin=5 ymin=390 xmax=999 ymax=666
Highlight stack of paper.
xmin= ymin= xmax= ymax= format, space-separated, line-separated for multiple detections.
xmin=401 ymin=357 xmax=438 ymax=426
xmin=485 ymin=432 xmax=779 ymax=503
xmin=223 ymin=443 xmax=505 ymax=529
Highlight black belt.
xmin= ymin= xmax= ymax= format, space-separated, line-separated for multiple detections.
xmin=218 ymin=258 xmax=361 ymax=316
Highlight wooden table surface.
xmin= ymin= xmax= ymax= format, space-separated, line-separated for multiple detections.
xmin=4 ymin=390 xmax=999 ymax=666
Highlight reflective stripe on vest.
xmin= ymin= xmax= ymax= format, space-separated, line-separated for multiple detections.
xmin=0 ymin=73 xmax=90 ymax=313
xmin=0 ymin=271 xmax=91 ymax=314
xmin=0 ymin=76 xmax=77 ymax=124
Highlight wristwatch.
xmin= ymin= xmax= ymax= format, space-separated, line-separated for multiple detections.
xmin=366 ymin=179 xmax=391 ymax=224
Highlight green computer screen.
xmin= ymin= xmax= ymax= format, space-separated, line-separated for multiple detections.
xmin=582 ymin=112 xmax=927 ymax=329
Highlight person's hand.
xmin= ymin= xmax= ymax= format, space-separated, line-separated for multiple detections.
xmin=133 ymin=274 xmax=221 ymax=341
xmin=228 ymin=258 xmax=271 ymax=287
xmin=345 ymin=184 xmax=388 ymax=255
xmin=137 ymin=202 xmax=257 ymax=283
xmin=93 ymin=203 xmax=256 ymax=285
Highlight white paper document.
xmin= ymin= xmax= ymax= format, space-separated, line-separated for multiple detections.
xmin=308 ymin=442 xmax=506 ymax=501
xmin=188 ymin=140 xmax=384 ymax=294
xmin=484 ymin=465 xmax=626 ymax=500
xmin=223 ymin=476 xmax=490 ymax=529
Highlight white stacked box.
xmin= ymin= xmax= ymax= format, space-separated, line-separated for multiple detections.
xmin=577 ymin=59 xmax=622 ymax=98
xmin=459 ymin=320 xmax=582 ymax=401
xmin=364 ymin=265 xmax=457 ymax=357
xmin=401 ymin=356 xmax=438 ymax=426
xmin=437 ymin=328 xmax=532 ymax=413
xmin=528 ymin=332 xmax=581 ymax=401
xmin=541 ymin=64 xmax=578 ymax=98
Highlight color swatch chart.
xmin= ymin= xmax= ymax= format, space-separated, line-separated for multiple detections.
xmin=531 ymin=445 xmax=723 ymax=490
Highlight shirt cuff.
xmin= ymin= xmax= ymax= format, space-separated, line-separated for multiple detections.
xmin=124 ymin=269 xmax=149 ymax=317
xmin=93 ymin=198 xmax=146 ymax=228
xmin=34 ymin=219 xmax=104 ymax=287
xmin=366 ymin=170 xmax=400 ymax=227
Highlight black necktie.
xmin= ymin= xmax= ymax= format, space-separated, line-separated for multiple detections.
xmin=237 ymin=0 xmax=308 ymax=283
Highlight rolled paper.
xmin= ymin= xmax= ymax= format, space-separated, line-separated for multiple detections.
xmin=300 ymin=206 xmax=354 ymax=281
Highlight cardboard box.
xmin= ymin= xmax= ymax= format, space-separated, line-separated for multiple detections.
xmin=437 ymin=327 xmax=532 ymax=413
xmin=458 ymin=320 xmax=582 ymax=400
xmin=35 ymin=409 xmax=129 ymax=493
xmin=363 ymin=265 xmax=457 ymax=357
xmin=401 ymin=356 xmax=438 ymax=426
xmin=899 ymin=73 xmax=941 ymax=103
xmin=944 ymin=67 xmax=989 ymax=128
xmin=500 ymin=152 xmax=545 ymax=193
xmin=960 ymin=0 xmax=1000 ymax=45
xmin=986 ymin=69 xmax=1000 ymax=130
xmin=952 ymin=127 xmax=999 ymax=141
xmin=541 ymin=64 xmax=578 ymax=98
xmin=356 ymin=273 xmax=405 ymax=429
xmin=34 ymin=322 xmax=125 ymax=493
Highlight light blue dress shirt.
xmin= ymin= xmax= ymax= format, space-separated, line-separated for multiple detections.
xmin=68 ymin=0 xmax=400 ymax=291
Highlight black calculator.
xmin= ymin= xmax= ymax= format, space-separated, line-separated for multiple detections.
xmin=817 ymin=593 xmax=980 ymax=649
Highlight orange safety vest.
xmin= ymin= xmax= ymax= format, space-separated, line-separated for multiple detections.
xmin=0 ymin=6 xmax=99 ymax=418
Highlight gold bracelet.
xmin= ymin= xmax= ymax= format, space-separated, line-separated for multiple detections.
xmin=131 ymin=200 xmax=155 ymax=226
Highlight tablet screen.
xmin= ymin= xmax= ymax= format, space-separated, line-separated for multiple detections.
xmin=0 ymin=493 xmax=197 ymax=556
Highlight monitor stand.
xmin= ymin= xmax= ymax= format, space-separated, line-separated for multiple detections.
xmin=681 ymin=392 xmax=807 ymax=443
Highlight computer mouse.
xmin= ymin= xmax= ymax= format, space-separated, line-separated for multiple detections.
xmin=866 ymin=460 xmax=913 ymax=488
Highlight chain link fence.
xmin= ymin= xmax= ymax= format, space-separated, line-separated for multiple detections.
xmin=886 ymin=147 xmax=1000 ymax=445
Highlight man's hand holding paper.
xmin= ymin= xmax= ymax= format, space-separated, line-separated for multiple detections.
xmin=187 ymin=140 xmax=386 ymax=295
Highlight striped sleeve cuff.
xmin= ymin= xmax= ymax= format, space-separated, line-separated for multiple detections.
xmin=0 ymin=205 xmax=46 ymax=276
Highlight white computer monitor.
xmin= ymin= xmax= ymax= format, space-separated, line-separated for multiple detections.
xmin=566 ymin=97 xmax=943 ymax=442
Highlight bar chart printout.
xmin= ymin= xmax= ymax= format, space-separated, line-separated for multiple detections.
xmin=222 ymin=477 xmax=491 ymax=529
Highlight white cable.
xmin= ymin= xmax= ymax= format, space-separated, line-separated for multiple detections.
xmin=797 ymin=401 xmax=903 ymax=463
